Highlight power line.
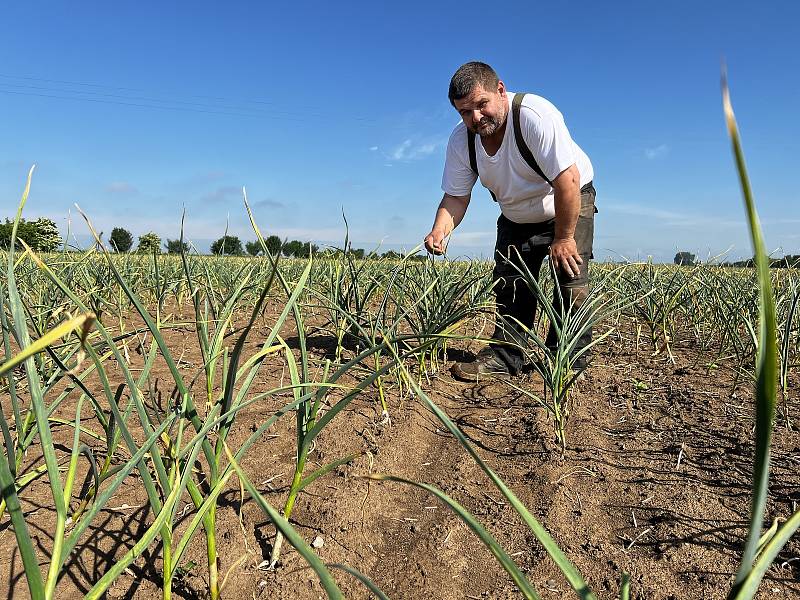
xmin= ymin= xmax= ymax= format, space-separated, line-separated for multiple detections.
xmin=0 ymin=82 xmax=321 ymax=119
xmin=0 ymin=72 xmax=376 ymax=123
xmin=0 ymin=72 xmax=309 ymax=108
xmin=0 ymin=87 xmax=309 ymax=121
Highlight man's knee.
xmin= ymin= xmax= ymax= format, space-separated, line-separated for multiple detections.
xmin=553 ymin=283 xmax=590 ymax=313
xmin=553 ymin=254 xmax=590 ymax=289
xmin=564 ymin=284 xmax=589 ymax=305
xmin=493 ymin=249 xmax=542 ymax=300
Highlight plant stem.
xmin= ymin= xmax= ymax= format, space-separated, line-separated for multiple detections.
xmin=206 ymin=506 xmax=219 ymax=600
xmin=162 ymin=532 xmax=173 ymax=600
xmin=270 ymin=453 xmax=307 ymax=566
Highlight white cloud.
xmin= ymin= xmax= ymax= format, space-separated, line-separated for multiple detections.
xmin=274 ymin=227 xmax=344 ymax=241
xmin=390 ymin=140 xmax=412 ymax=160
xmin=450 ymin=230 xmax=494 ymax=246
xmin=199 ymin=186 xmax=241 ymax=204
xmin=644 ymin=144 xmax=669 ymax=159
xmin=253 ymin=198 xmax=284 ymax=209
xmin=1 ymin=159 xmax=29 ymax=171
xmin=386 ymin=215 xmax=405 ymax=229
xmin=763 ymin=218 xmax=800 ymax=225
xmin=603 ymin=202 xmax=742 ymax=229
xmin=105 ymin=181 xmax=138 ymax=194
xmin=369 ymin=146 xmax=378 ymax=151
xmin=388 ymin=136 xmax=445 ymax=161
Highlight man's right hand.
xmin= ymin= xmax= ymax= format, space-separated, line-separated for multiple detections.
xmin=424 ymin=228 xmax=447 ymax=255
xmin=424 ymin=193 xmax=470 ymax=256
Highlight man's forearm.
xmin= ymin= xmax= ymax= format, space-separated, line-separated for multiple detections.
xmin=553 ymin=190 xmax=580 ymax=240
xmin=431 ymin=194 xmax=470 ymax=236
xmin=552 ymin=166 xmax=581 ymax=240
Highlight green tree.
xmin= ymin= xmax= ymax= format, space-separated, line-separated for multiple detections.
xmin=0 ymin=218 xmax=61 ymax=251
xmin=211 ymin=235 xmax=244 ymax=256
xmin=673 ymin=251 xmax=696 ymax=266
xmin=0 ymin=219 xmax=37 ymax=250
xmin=282 ymin=239 xmax=304 ymax=257
xmin=282 ymin=240 xmax=317 ymax=258
xmin=265 ymin=235 xmax=283 ymax=256
xmin=110 ymin=227 xmax=133 ymax=252
xmin=32 ymin=218 xmax=62 ymax=251
xmin=165 ymin=238 xmax=190 ymax=254
xmin=245 ymin=240 xmax=262 ymax=256
xmin=137 ymin=232 xmax=162 ymax=254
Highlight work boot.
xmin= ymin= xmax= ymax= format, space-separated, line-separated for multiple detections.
xmin=572 ymin=352 xmax=589 ymax=372
xmin=451 ymin=347 xmax=511 ymax=382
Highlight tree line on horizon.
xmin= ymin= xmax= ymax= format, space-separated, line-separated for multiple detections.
xmin=0 ymin=219 xmax=322 ymax=257
xmin=4 ymin=220 xmax=800 ymax=266
xmin=107 ymin=227 xmax=321 ymax=257
xmin=105 ymin=228 xmax=418 ymax=260
xmin=0 ymin=219 xmax=419 ymax=260
xmin=674 ymin=250 xmax=800 ymax=268
xmin=105 ymin=227 xmax=406 ymax=259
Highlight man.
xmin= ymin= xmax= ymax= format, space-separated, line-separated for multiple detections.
xmin=424 ymin=61 xmax=595 ymax=381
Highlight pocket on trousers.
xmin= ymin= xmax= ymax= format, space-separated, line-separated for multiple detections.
xmin=576 ymin=190 xmax=595 ymax=257
xmin=579 ymin=192 xmax=596 ymax=219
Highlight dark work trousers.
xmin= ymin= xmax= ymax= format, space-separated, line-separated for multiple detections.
xmin=490 ymin=182 xmax=596 ymax=373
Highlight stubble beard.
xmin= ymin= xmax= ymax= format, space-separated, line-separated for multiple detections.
xmin=472 ymin=106 xmax=507 ymax=138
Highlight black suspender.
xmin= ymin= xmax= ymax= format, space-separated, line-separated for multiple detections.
xmin=467 ymin=92 xmax=553 ymax=202
xmin=511 ymin=93 xmax=553 ymax=186
xmin=467 ymin=132 xmax=497 ymax=202
xmin=467 ymin=127 xmax=478 ymax=175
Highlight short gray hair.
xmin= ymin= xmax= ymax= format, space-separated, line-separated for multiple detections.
xmin=448 ymin=62 xmax=499 ymax=106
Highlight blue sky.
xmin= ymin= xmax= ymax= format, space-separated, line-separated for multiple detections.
xmin=1 ymin=1 xmax=798 ymax=261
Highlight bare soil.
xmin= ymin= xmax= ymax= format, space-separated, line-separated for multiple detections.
xmin=2 ymin=303 xmax=799 ymax=600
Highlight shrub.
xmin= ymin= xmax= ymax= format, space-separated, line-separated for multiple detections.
xmin=165 ymin=239 xmax=190 ymax=254
xmin=674 ymin=251 xmax=697 ymax=266
xmin=210 ymin=235 xmax=244 ymax=256
xmin=245 ymin=240 xmax=262 ymax=256
xmin=137 ymin=232 xmax=162 ymax=254
xmin=265 ymin=235 xmax=283 ymax=256
xmin=110 ymin=227 xmax=133 ymax=252
xmin=282 ymin=240 xmax=318 ymax=258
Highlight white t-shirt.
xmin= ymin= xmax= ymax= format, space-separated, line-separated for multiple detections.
xmin=441 ymin=92 xmax=593 ymax=224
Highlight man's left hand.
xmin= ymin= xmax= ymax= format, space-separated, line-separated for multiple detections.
xmin=550 ymin=237 xmax=582 ymax=279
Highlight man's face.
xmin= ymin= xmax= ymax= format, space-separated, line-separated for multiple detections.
xmin=453 ymin=81 xmax=508 ymax=137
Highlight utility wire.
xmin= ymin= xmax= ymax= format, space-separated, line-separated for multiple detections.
xmin=0 ymin=87 xmax=308 ymax=121
xmin=0 ymin=72 xmax=313 ymax=109
xmin=0 ymin=73 xmax=377 ymax=123
xmin=0 ymin=83 xmax=318 ymax=119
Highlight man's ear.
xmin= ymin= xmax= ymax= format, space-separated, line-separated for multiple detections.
xmin=497 ymin=80 xmax=506 ymax=97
